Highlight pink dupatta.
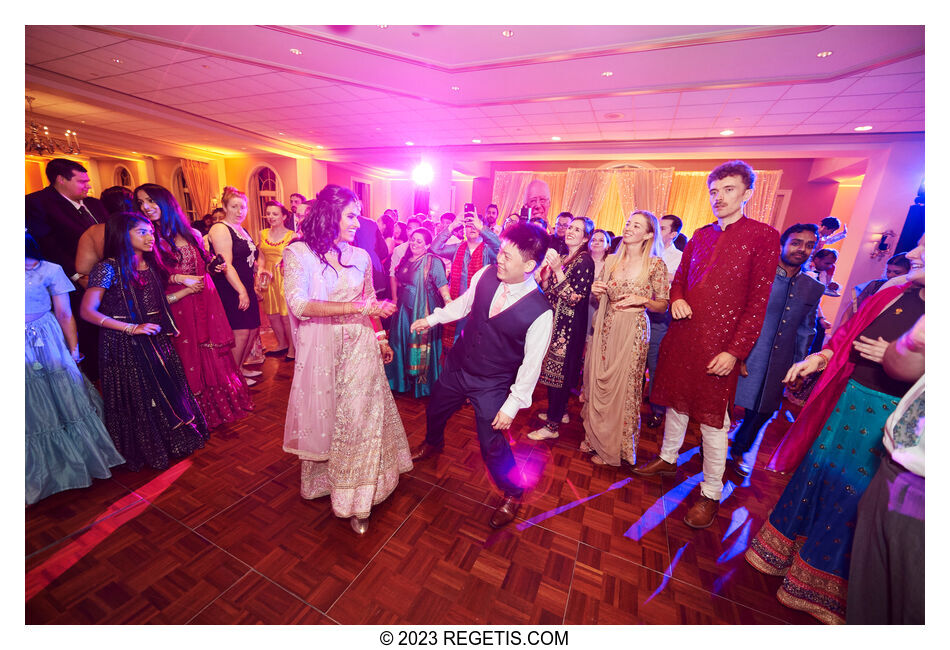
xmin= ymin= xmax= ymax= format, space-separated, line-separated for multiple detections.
xmin=766 ymin=282 xmax=913 ymax=473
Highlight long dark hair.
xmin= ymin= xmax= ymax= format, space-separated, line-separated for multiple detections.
xmin=103 ymin=212 xmax=166 ymax=286
xmin=293 ymin=185 xmax=359 ymax=274
xmin=134 ymin=183 xmax=210 ymax=266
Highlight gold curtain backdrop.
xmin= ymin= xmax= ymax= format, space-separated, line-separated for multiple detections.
xmin=667 ymin=172 xmax=715 ymax=237
xmin=743 ymin=170 xmax=783 ymax=227
xmin=666 ymin=170 xmax=784 ymax=237
xmin=180 ymin=159 xmax=213 ymax=215
xmin=491 ymin=167 xmax=780 ymax=238
xmin=491 ymin=171 xmax=566 ymax=222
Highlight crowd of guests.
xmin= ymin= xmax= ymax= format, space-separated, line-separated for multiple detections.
xmin=25 ymin=157 xmax=923 ymax=625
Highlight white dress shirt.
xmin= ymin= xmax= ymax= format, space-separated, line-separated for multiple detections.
xmin=661 ymin=241 xmax=683 ymax=280
xmin=425 ymin=266 xmax=554 ymax=419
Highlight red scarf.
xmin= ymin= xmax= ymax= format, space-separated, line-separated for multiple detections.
xmin=441 ymin=241 xmax=485 ymax=354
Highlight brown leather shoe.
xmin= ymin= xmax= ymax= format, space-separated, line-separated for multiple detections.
xmin=489 ymin=496 xmax=521 ymax=528
xmin=631 ymin=456 xmax=677 ymax=477
xmin=410 ymin=442 xmax=442 ymax=462
xmin=683 ymin=494 xmax=719 ymax=529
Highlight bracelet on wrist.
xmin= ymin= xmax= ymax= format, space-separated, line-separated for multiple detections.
xmin=99 ymin=315 xmax=109 ymax=327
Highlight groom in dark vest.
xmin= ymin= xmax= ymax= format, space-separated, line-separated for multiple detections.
xmin=410 ymin=223 xmax=554 ymax=528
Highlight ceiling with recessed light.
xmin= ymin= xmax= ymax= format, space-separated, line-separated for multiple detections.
xmin=25 ymin=24 xmax=923 ymax=161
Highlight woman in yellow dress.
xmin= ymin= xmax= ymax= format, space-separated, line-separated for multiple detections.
xmin=257 ymin=200 xmax=296 ymax=360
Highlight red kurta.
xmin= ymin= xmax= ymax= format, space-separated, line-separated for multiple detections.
xmin=652 ymin=216 xmax=779 ymax=428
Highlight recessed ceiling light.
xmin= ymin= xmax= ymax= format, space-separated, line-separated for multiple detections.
xmin=601 ymin=71 xmax=613 ymax=77
xmin=290 ymin=48 xmax=303 ymax=55
xmin=316 ymin=145 xmax=324 ymax=148
xmin=111 ymin=57 xmax=123 ymax=64
xmin=405 ymin=141 xmax=414 ymax=146
xmin=854 ymin=125 xmax=873 ymax=131
xmin=551 ymin=136 xmax=561 ymax=141
xmin=131 ymin=151 xmax=137 ymax=154
xmin=720 ymin=129 xmax=735 ymax=136
xmin=816 ymin=51 xmax=833 ymax=58
xmin=450 ymin=85 xmax=460 ymax=91
xmin=502 ymin=29 xmax=514 ymax=38
xmin=471 ymin=138 xmax=481 ymax=143
xmin=278 ymin=132 xmax=285 ymax=135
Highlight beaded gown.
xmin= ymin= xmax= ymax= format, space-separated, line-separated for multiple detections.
xmin=89 ymin=259 xmax=209 ymax=471
xmin=165 ymin=235 xmax=253 ymax=429
xmin=26 ymin=261 xmax=124 ymax=504
xmin=582 ymin=256 xmax=669 ymax=465
xmin=282 ymin=241 xmax=413 ymax=519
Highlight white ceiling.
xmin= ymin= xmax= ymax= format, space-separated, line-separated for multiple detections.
xmin=25 ymin=25 xmax=924 ymax=160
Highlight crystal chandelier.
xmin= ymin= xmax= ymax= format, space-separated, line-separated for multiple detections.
xmin=25 ymin=96 xmax=81 ymax=155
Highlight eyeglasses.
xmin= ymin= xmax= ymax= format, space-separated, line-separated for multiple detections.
xmin=526 ymin=197 xmax=550 ymax=207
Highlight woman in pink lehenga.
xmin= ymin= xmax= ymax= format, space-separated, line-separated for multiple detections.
xmin=135 ymin=183 xmax=253 ymax=428
xmin=282 ymin=186 xmax=412 ymax=535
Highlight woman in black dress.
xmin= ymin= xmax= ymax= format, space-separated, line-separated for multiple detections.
xmin=528 ymin=216 xmax=596 ymax=441
xmin=207 ymin=186 xmax=262 ymax=381
xmin=80 ymin=212 xmax=208 ymax=471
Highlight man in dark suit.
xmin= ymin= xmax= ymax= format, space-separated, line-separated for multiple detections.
xmin=26 ymin=158 xmax=108 ymax=379
xmin=730 ymin=223 xmax=825 ymax=476
xmin=353 ymin=215 xmax=391 ymax=300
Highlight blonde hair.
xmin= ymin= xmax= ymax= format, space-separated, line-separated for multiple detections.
xmin=606 ymin=210 xmax=663 ymax=286
xmin=221 ymin=185 xmax=248 ymax=207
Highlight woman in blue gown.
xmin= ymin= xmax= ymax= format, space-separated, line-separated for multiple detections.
xmin=385 ymin=228 xmax=451 ymax=397
xmin=25 ymin=234 xmax=123 ymax=504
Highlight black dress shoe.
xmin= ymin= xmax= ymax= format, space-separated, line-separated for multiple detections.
xmin=410 ymin=442 xmax=442 ymax=462
xmin=265 ymin=347 xmax=289 ymax=357
xmin=645 ymin=414 xmax=664 ymax=429
xmin=489 ymin=496 xmax=521 ymax=528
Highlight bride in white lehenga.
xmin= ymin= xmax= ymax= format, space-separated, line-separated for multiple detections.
xmin=282 ymin=185 xmax=412 ymax=534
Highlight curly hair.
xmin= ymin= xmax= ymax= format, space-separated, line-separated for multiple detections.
xmin=707 ymin=160 xmax=756 ymax=191
xmin=294 ymin=185 xmax=359 ymax=274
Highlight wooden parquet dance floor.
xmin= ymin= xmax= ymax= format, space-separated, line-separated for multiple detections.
xmin=26 ymin=333 xmax=818 ymax=625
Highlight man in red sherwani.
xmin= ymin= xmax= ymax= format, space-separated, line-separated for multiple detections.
xmin=633 ymin=160 xmax=779 ymax=529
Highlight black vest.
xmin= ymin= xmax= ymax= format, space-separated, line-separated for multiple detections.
xmin=447 ymin=266 xmax=551 ymax=388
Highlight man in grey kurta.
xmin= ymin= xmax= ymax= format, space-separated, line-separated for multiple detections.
xmin=731 ymin=223 xmax=825 ymax=475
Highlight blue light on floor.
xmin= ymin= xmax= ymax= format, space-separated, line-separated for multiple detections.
xmin=716 ymin=520 xmax=752 ymax=563
xmin=644 ymin=542 xmax=688 ymax=603
xmin=515 ymin=477 xmax=632 ymax=530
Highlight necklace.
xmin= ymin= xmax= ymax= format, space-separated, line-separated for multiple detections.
xmin=265 ymin=230 xmax=291 ymax=247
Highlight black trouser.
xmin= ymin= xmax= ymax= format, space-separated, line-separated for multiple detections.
xmin=847 ymin=455 xmax=924 ymax=624
xmin=425 ymin=366 xmax=524 ymax=498
xmin=544 ymin=385 xmax=570 ymax=432
xmin=730 ymin=408 xmax=774 ymax=456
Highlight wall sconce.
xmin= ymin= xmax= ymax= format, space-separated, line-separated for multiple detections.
xmin=870 ymin=229 xmax=896 ymax=260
